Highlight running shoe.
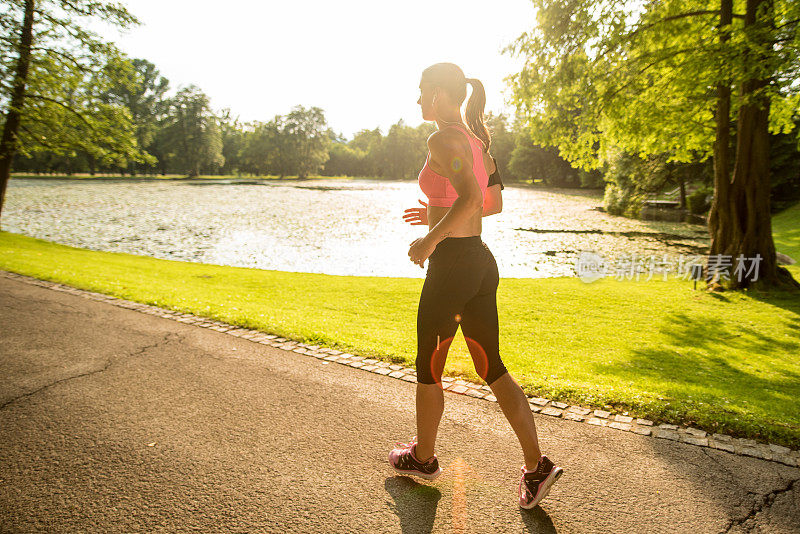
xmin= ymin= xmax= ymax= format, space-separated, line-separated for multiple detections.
xmin=388 ymin=435 xmax=442 ymax=480
xmin=518 ymin=455 xmax=563 ymax=509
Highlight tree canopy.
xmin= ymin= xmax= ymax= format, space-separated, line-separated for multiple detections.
xmin=503 ymin=0 xmax=800 ymax=170
xmin=504 ymin=0 xmax=800 ymax=289
xmin=0 ymin=0 xmax=150 ymax=167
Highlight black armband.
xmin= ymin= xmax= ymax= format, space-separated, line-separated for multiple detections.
xmin=487 ymin=156 xmax=504 ymax=190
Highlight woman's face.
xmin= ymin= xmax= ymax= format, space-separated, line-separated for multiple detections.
xmin=417 ymin=80 xmax=438 ymax=121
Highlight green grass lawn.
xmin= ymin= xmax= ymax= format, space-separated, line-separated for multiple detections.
xmin=1 ymin=202 xmax=799 ymax=448
xmin=773 ymin=201 xmax=800 ymax=261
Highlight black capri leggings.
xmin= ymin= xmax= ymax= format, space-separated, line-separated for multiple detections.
xmin=416 ymin=235 xmax=509 ymax=386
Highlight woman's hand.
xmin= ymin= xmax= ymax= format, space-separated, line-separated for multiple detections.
xmin=403 ymin=199 xmax=428 ymax=226
xmin=408 ymin=236 xmax=436 ymax=269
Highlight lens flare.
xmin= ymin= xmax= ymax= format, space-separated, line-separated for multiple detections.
xmin=428 ymin=335 xmax=455 ymax=385
xmin=425 ymin=333 xmax=491 ymax=385
xmin=450 ymin=157 xmax=462 ymax=172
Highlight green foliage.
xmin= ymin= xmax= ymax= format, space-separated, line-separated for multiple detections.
xmin=158 ymin=85 xmax=224 ymax=177
xmin=323 ymin=143 xmax=366 ymax=177
xmin=483 ymin=111 xmax=516 ymax=178
xmin=344 ymin=127 xmax=384 ymax=177
xmin=320 ymin=121 xmax=432 ymax=179
xmin=510 ymin=129 xmax=582 ymax=186
xmin=236 ymin=106 xmax=331 ymax=178
xmin=217 ymin=108 xmax=245 ymax=175
xmin=282 ymin=105 xmax=331 ymax=179
xmin=770 ymin=115 xmax=800 ymax=211
xmin=1 ymin=0 xmax=149 ymax=168
xmin=318 ymin=112 xmax=530 ymax=183
xmin=688 ymin=185 xmax=714 ymax=214
xmin=238 ymin=119 xmax=279 ymax=176
xmin=370 ymin=119 xmax=427 ymax=179
xmin=579 ymin=167 xmax=605 ymax=188
xmin=102 ymin=57 xmax=169 ymax=172
xmin=602 ymin=148 xmax=648 ymax=217
xmin=503 ymin=0 xmax=800 ymax=174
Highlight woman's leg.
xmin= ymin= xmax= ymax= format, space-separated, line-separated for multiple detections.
xmin=414 ymin=239 xmax=484 ymax=461
xmin=415 ymin=310 xmax=457 ymax=462
xmin=415 ymin=383 xmax=444 ymax=462
xmin=459 ymin=244 xmax=543 ymax=471
xmin=414 ymin=270 xmax=465 ymax=462
xmin=489 ymin=373 xmax=543 ymax=470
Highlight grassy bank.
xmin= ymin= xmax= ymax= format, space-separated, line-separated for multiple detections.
xmin=1 ymin=203 xmax=799 ymax=448
xmin=773 ymin=201 xmax=800 ymax=261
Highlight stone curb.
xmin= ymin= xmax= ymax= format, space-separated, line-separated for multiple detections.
xmin=3 ymin=269 xmax=799 ymax=469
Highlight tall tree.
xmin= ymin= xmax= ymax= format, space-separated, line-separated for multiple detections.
xmin=510 ymin=132 xmax=582 ymax=187
xmin=484 ymin=112 xmax=516 ymax=180
xmin=282 ymin=105 xmax=330 ymax=179
xmin=159 ymin=85 xmax=224 ymax=177
xmin=349 ymin=127 xmax=384 ymax=177
xmin=103 ymin=58 xmax=170 ymax=174
xmin=504 ymin=0 xmax=800 ymax=290
xmin=238 ymin=119 xmax=278 ymax=176
xmin=322 ymin=142 xmax=365 ymax=177
xmin=0 ymin=0 xmax=144 ymax=225
xmin=218 ymin=108 xmax=245 ymax=175
xmin=373 ymin=119 xmax=424 ymax=179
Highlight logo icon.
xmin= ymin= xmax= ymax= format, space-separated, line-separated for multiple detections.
xmin=575 ymin=251 xmax=607 ymax=282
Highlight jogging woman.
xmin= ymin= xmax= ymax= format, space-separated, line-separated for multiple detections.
xmin=388 ymin=62 xmax=563 ymax=509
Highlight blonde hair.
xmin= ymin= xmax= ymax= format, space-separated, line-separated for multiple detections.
xmin=422 ymin=62 xmax=491 ymax=152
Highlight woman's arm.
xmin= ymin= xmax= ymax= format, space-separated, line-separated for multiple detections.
xmin=483 ymin=184 xmax=503 ymax=216
xmin=423 ymin=134 xmax=483 ymax=247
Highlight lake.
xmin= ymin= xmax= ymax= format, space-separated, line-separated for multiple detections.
xmin=3 ymin=177 xmax=710 ymax=279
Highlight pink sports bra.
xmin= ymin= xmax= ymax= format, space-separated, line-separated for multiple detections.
xmin=418 ymin=124 xmax=490 ymax=208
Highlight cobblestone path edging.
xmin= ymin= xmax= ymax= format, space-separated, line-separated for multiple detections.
xmin=3 ymin=269 xmax=798 ymax=468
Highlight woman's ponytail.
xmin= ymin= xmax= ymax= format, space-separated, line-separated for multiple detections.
xmin=465 ymin=78 xmax=491 ymax=153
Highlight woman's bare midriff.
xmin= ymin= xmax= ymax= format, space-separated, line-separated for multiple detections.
xmin=428 ymin=205 xmax=482 ymax=237
xmin=427 ymin=135 xmax=495 ymax=237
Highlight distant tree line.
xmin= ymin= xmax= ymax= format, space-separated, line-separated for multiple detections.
xmin=7 ymin=51 xmax=606 ymax=187
xmin=0 ymin=0 xmax=603 ymax=186
xmin=8 ymin=54 xmax=332 ymax=180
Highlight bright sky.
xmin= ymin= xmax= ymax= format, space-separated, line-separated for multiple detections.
xmin=97 ymin=0 xmax=538 ymax=140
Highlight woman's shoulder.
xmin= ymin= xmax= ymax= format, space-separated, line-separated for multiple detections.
xmin=427 ymin=127 xmax=463 ymax=145
xmin=427 ymin=128 xmax=469 ymax=160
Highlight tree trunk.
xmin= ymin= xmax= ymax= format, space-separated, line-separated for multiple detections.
xmin=706 ymin=0 xmax=798 ymax=291
xmin=707 ymin=0 xmax=733 ymax=276
xmin=678 ymin=177 xmax=686 ymax=210
xmin=0 ymin=0 xmax=35 ymax=229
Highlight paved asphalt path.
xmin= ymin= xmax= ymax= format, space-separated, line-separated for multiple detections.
xmin=1 ymin=274 xmax=799 ymax=533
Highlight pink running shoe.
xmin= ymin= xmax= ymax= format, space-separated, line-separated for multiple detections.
xmin=388 ymin=436 xmax=442 ymax=480
xmin=519 ymin=455 xmax=563 ymax=509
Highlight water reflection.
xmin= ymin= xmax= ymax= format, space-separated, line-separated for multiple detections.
xmin=5 ymin=178 xmax=709 ymax=278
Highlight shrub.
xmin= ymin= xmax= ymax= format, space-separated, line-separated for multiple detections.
xmin=688 ymin=186 xmax=714 ymax=214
